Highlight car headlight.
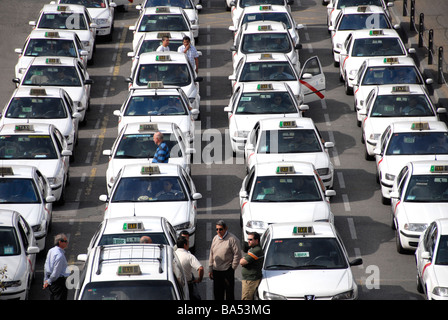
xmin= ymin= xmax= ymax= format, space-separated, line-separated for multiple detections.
xmin=32 ymin=224 xmax=42 ymax=233
xmin=368 ymin=133 xmax=380 ymax=140
xmin=47 ymin=176 xmax=63 ymax=187
xmin=385 ymin=173 xmax=395 ymax=181
xmin=95 ymin=18 xmax=109 ymax=25
xmin=234 ymin=131 xmax=249 ymax=138
xmin=317 ymin=168 xmax=330 ymax=176
xmin=82 ymin=41 xmax=90 ymax=48
xmin=332 ymin=290 xmax=355 ymax=300
xmin=174 ymin=222 xmax=192 ymax=231
xmin=348 ymin=69 xmax=357 ymax=78
xmin=18 ymin=68 xmax=27 ymax=74
xmin=432 ymin=287 xmax=448 ymax=297
xmin=189 ymin=98 xmax=196 ymax=104
xmin=263 ymin=291 xmax=287 ymax=300
xmin=190 ymin=19 xmax=197 ymax=25
xmin=336 ymin=43 xmax=342 ymax=49
xmin=246 ymin=220 xmax=267 ymax=229
xmin=404 ymin=223 xmax=428 ymax=233
xmin=2 ymin=280 xmax=22 ymax=288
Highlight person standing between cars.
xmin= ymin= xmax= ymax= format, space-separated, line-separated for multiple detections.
xmin=177 ymin=36 xmax=199 ymax=74
xmin=240 ymin=232 xmax=264 ymax=300
xmin=208 ymin=219 xmax=242 ymax=300
xmin=176 ymin=236 xmax=204 ymax=300
xmin=156 ymin=35 xmax=170 ymax=52
xmin=152 ymin=131 xmax=170 ymax=163
xmin=43 ymin=233 xmax=70 ymax=300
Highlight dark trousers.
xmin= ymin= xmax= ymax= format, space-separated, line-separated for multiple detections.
xmin=49 ymin=277 xmax=68 ymax=300
xmin=212 ymin=267 xmax=235 ymax=300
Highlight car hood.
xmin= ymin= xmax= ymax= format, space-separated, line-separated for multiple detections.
xmin=366 ymin=116 xmax=439 ymax=136
xmin=0 ymin=204 xmax=43 ymax=228
xmin=0 ymin=159 xmax=60 ymax=180
xmin=251 ymin=152 xmax=330 ymax=170
xmin=87 ymin=8 xmax=111 ymax=20
xmin=381 ymin=154 xmax=448 ymax=177
xmin=107 ymin=157 xmax=186 ymax=179
xmin=1 ymin=118 xmax=72 ymax=137
xmin=401 ymin=202 xmax=448 ymax=224
xmin=234 ymin=114 xmax=300 ymax=132
xmin=433 ymin=266 xmax=448 ymax=288
xmin=0 ymin=255 xmax=26 ymax=280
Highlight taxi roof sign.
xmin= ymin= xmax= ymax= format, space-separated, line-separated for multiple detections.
xmin=147 ymin=81 xmax=164 ymax=89
xmin=14 ymin=124 xmax=35 ymax=132
xmin=357 ymin=5 xmax=369 ymax=12
xmin=259 ymin=53 xmax=273 ymax=60
xmin=279 ymin=120 xmax=296 ymax=128
xmin=155 ymin=6 xmax=170 ymax=13
xmin=430 ymin=165 xmax=448 ymax=173
xmin=46 ymin=58 xmax=61 ymax=64
xmin=0 ymin=167 xmax=14 ymax=176
xmin=258 ymin=25 xmax=272 ymax=31
xmin=276 ymin=165 xmax=295 ymax=174
xmin=45 ymin=31 xmax=59 ymax=38
xmin=141 ymin=165 xmax=161 ymax=175
xmin=155 ymin=55 xmax=171 ymax=61
xmin=293 ymin=226 xmax=314 ymax=236
xmin=384 ymin=57 xmax=399 ymax=64
xmin=392 ymin=85 xmax=409 ymax=92
xmin=369 ymin=29 xmax=383 ymax=36
xmin=122 ymin=222 xmax=144 ymax=231
xmin=157 ymin=32 xmax=171 ymax=38
xmin=30 ymin=88 xmax=47 ymax=96
xmin=57 ymin=5 xmax=69 ymax=11
xmin=117 ymin=264 xmax=142 ymax=276
xmin=259 ymin=5 xmax=272 ymax=10
xmin=139 ymin=123 xmax=158 ymax=131
xmin=411 ymin=122 xmax=430 ymax=130
xmin=257 ymin=83 xmax=273 ymax=90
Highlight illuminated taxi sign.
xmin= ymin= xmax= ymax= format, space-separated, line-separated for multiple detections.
xmin=357 ymin=6 xmax=368 ymax=12
xmin=276 ymin=165 xmax=295 ymax=174
xmin=14 ymin=124 xmax=35 ymax=132
xmin=257 ymin=83 xmax=273 ymax=90
xmin=258 ymin=25 xmax=272 ymax=31
xmin=45 ymin=31 xmax=59 ymax=38
xmin=369 ymin=29 xmax=383 ymax=36
xmin=279 ymin=120 xmax=296 ymax=128
xmin=30 ymin=88 xmax=47 ymax=96
xmin=122 ymin=222 xmax=144 ymax=231
xmin=117 ymin=264 xmax=142 ymax=276
xmin=384 ymin=57 xmax=398 ymax=64
xmin=293 ymin=226 xmax=314 ymax=236
xmin=259 ymin=53 xmax=273 ymax=60
xmin=141 ymin=165 xmax=161 ymax=175
xmin=411 ymin=122 xmax=430 ymax=130
xmin=155 ymin=54 xmax=171 ymax=61
xmin=139 ymin=123 xmax=158 ymax=131
xmin=259 ymin=5 xmax=272 ymax=10
xmin=46 ymin=58 xmax=61 ymax=64
xmin=430 ymin=165 xmax=448 ymax=173
xmin=57 ymin=5 xmax=69 ymax=11
xmin=0 ymin=167 xmax=14 ymax=176
xmin=157 ymin=32 xmax=171 ymax=38
xmin=147 ymin=81 xmax=164 ymax=89
xmin=392 ymin=85 xmax=409 ymax=92
xmin=155 ymin=6 xmax=170 ymax=13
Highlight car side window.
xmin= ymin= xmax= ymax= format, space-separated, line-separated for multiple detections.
xmin=53 ymin=128 xmax=64 ymax=153
xmin=245 ymin=167 xmax=255 ymax=193
xmin=18 ymin=216 xmax=31 ymax=250
xmin=396 ymin=166 xmax=409 ymax=197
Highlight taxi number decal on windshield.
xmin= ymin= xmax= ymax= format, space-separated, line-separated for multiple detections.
xmin=299 ymin=79 xmax=324 ymax=99
xmin=294 ymin=252 xmax=309 ymax=258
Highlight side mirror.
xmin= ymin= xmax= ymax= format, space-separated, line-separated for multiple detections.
xmin=437 ymin=107 xmax=447 ymax=114
xmin=324 ymin=141 xmax=334 ymax=149
xmin=296 ymin=24 xmax=304 ymax=30
xmin=77 ymin=254 xmax=87 ymax=262
xmin=239 ymin=190 xmax=248 ymax=198
xmin=228 ymin=26 xmax=236 ymax=32
xmin=408 ymin=48 xmax=416 ymax=54
xmin=246 ymin=143 xmax=254 ymax=151
xmin=113 ymin=110 xmax=121 ymax=117
xmin=80 ymin=50 xmax=88 ymax=56
xmin=374 ymin=148 xmax=382 ymax=156
xmin=192 ymin=192 xmax=202 ymax=200
xmin=301 ymin=73 xmax=312 ymax=80
xmin=230 ymin=45 xmax=236 ymax=52
xmin=195 ymin=77 xmax=203 ymax=82
xmin=299 ymin=104 xmax=309 ymax=112
xmin=421 ymin=251 xmax=431 ymax=260
xmin=27 ymin=246 xmax=40 ymax=254
xmin=349 ymin=258 xmax=363 ymax=266
xmin=99 ymin=194 xmax=108 ymax=202
xmin=224 ymin=106 xmax=232 ymax=112
xmin=228 ymin=75 xmax=236 ymax=81
xmin=14 ymin=48 xmax=22 ymax=54
xmin=295 ymin=43 xmax=302 ymax=50
xmin=102 ymin=150 xmax=112 ymax=156
xmin=29 ymin=21 xmax=36 ymax=27
xmin=325 ymin=189 xmax=336 ymax=197
xmin=127 ymin=52 xmax=135 ymax=58
xmin=46 ymin=195 xmax=56 ymax=203
xmin=61 ymin=150 xmax=72 ymax=157
xmin=389 ymin=191 xmax=400 ymax=199
xmin=190 ymin=109 xmax=199 ymax=115
xmin=426 ymin=78 xmax=434 ymax=85
xmin=84 ymin=79 xmax=93 ymax=85
xmin=72 ymin=112 xmax=82 ymax=119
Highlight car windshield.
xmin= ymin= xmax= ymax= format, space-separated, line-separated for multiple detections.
xmin=337 ymin=0 xmax=384 ymax=9
xmin=235 ymin=92 xmax=297 ymax=114
xmin=138 ymin=14 xmax=189 ymax=32
xmin=24 ymin=39 xmax=77 ymax=58
xmin=370 ymin=94 xmax=434 ymax=117
xmin=257 ymin=129 xmax=323 ymax=153
xmin=386 ymin=132 xmax=448 ymax=156
xmin=114 ymin=133 xmax=181 ymax=159
xmin=351 ymin=38 xmax=405 ymax=57
xmin=251 ymin=175 xmax=322 ymax=202
xmin=361 ymin=66 xmax=423 ymax=85
xmin=338 ymin=13 xmax=390 ymax=30
xmin=6 ymin=97 xmax=68 ymax=119
xmin=241 ymin=13 xmax=292 ymax=29
xmin=264 ymin=237 xmax=348 ymax=270
xmin=38 ymin=13 xmax=88 ymax=30
xmin=404 ymin=175 xmax=448 ymax=202
xmin=144 ymin=0 xmax=194 ymax=9
xmin=240 ymin=0 xmax=285 ymax=8
xmin=59 ymin=0 xmax=107 ymax=8
xmin=0 ymin=135 xmax=58 ymax=159
xmin=435 ymin=235 xmax=448 ymax=265
xmin=0 ymin=179 xmax=40 ymax=203
xmin=0 ymin=227 xmax=21 ymax=256
xmin=98 ymin=233 xmax=170 ymax=246
xmin=137 ymin=63 xmax=191 ymax=87
xmin=138 ymin=39 xmax=183 ymax=55
xmin=241 ymin=33 xmax=291 ymax=54
xmin=124 ymin=95 xmax=188 ymax=116
xmin=240 ymin=62 xmax=296 ymax=82
xmin=80 ymin=280 xmax=178 ymax=300
xmin=111 ymin=176 xmax=186 ymax=202
xmin=22 ymin=66 xmax=81 ymax=87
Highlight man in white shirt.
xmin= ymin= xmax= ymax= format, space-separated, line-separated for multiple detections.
xmin=177 ymin=36 xmax=199 ymax=73
xmin=156 ymin=36 xmax=170 ymax=52
xmin=176 ymin=236 xmax=204 ymax=300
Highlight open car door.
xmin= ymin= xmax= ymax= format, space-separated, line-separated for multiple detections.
xmin=299 ymin=56 xmax=326 ymax=103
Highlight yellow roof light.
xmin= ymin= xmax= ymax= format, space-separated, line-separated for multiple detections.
xmin=276 ymin=165 xmax=295 ymax=174
xmin=139 ymin=123 xmax=158 ymax=132
xmin=293 ymin=226 xmax=315 ymax=236
xmin=30 ymin=88 xmax=47 ymax=96
xmin=430 ymin=165 xmax=448 ymax=173
xmin=117 ymin=264 xmax=142 ymax=276
xmin=45 ymin=31 xmax=59 ymax=38
xmin=155 ymin=6 xmax=170 ymax=13
xmin=391 ymin=85 xmax=409 ymax=92
xmin=122 ymin=222 xmax=144 ymax=231
xmin=157 ymin=32 xmax=171 ymax=38
xmin=46 ymin=58 xmax=61 ymax=64
xmin=411 ymin=122 xmax=430 ymax=130
xmin=384 ymin=57 xmax=399 ymax=64
xmin=257 ymin=83 xmax=273 ymax=90
xmin=369 ymin=29 xmax=383 ymax=36
xmin=357 ymin=5 xmax=369 ymax=12
xmin=141 ymin=165 xmax=161 ymax=175
xmin=57 ymin=5 xmax=69 ymax=11
xmin=147 ymin=81 xmax=164 ymax=89
xmin=0 ymin=167 xmax=14 ymax=176
xmin=155 ymin=55 xmax=171 ymax=61
xmin=279 ymin=120 xmax=296 ymax=128
xmin=259 ymin=53 xmax=273 ymax=60
xmin=14 ymin=124 xmax=35 ymax=132
xmin=259 ymin=5 xmax=272 ymax=10
xmin=258 ymin=25 xmax=272 ymax=31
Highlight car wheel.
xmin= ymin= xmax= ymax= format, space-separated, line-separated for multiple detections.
xmin=416 ymin=274 xmax=424 ymax=293
xmin=345 ymin=76 xmax=353 ymax=95
xmin=396 ymin=228 xmax=406 ymax=254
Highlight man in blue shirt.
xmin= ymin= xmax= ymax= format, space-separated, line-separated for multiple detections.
xmin=152 ymin=131 xmax=170 ymax=163
xmin=43 ymin=233 xmax=70 ymax=300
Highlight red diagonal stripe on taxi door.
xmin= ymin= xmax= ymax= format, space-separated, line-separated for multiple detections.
xmin=299 ymin=79 xmax=325 ymax=99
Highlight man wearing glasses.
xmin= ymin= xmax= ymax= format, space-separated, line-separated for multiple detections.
xmin=208 ymin=220 xmax=242 ymax=300
xmin=240 ymin=232 xmax=263 ymax=300
xmin=43 ymin=234 xmax=70 ymax=300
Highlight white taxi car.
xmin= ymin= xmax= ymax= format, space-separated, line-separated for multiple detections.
xmin=230 ymin=53 xmax=326 ymax=104
xmin=244 ymin=118 xmax=335 ymax=188
xmin=13 ymin=56 xmax=93 ymax=124
xmin=0 ymin=209 xmax=40 ymax=300
xmin=231 ymin=21 xmax=302 ymax=71
xmin=14 ymin=30 xmax=88 ymax=79
xmin=257 ymin=222 xmax=362 ymax=300
xmin=390 ymin=161 xmax=448 ymax=253
xmin=229 ymin=0 xmax=292 ymax=27
xmin=0 ymin=123 xmax=71 ymax=204
xmin=75 ymin=244 xmax=189 ymax=300
xmin=0 ymin=166 xmax=55 ymax=251
xmin=374 ymin=121 xmax=448 ymax=203
xmin=224 ymin=82 xmax=308 ymax=153
xmin=126 ymin=52 xmax=202 ymax=117
xmin=239 ymin=162 xmax=336 ymax=245
xmin=129 ymin=6 xmax=198 ymax=51
xmin=84 ymin=216 xmax=178 ymax=255
xmin=229 ymin=4 xmax=303 ymax=46
xmin=29 ymin=3 xmax=97 ymax=64
xmin=415 ymin=218 xmax=448 ymax=300
xmin=361 ymin=85 xmax=445 ymax=160
xmin=0 ymin=87 xmax=82 ymax=154
xmin=339 ymin=28 xmax=414 ymax=95
xmin=99 ymin=163 xmax=202 ymax=248
xmin=103 ymin=122 xmax=194 ymax=193
xmin=137 ymin=0 xmax=201 ymax=41
xmin=56 ymin=0 xmax=116 ymax=41
xmin=329 ymin=5 xmax=399 ymax=66
xmin=354 ymin=56 xmax=432 ymax=125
